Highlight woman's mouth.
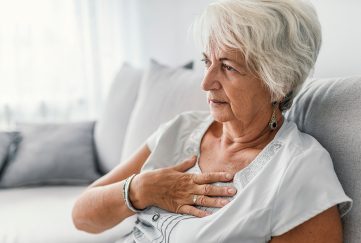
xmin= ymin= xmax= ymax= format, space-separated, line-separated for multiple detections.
xmin=209 ymin=99 xmax=228 ymax=105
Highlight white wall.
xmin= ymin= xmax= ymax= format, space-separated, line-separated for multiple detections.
xmin=125 ymin=0 xmax=361 ymax=78
xmin=122 ymin=0 xmax=210 ymax=68
xmin=312 ymin=0 xmax=361 ymax=78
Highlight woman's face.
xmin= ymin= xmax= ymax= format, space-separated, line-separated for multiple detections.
xmin=201 ymin=48 xmax=272 ymax=124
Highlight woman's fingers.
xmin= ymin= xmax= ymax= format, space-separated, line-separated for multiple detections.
xmin=151 ymin=157 xmax=237 ymax=217
xmin=177 ymin=205 xmax=210 ymax=218
xmin=194 ymin=184 xmax=237 ymax=197
xmin=193 ymin=172 xmax=234 ymax=184
xmin=193 ymin=195 xmax=230 ymax=208
xmin=172 ymin=156 xmax=197 ymax=172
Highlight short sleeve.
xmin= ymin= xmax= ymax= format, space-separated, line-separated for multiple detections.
xmin=145 ymin=115 xmax=180 ymax=152
xmin=145 ymin=126 xmax=162 ymax=152
xmin=271 ymin=148 xmax=353 ymax=236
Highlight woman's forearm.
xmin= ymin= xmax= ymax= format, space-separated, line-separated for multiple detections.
xmin=72 ymin=180 xmax=135 ymax=234
xmin=72 ymin=156 xmax=236 ymax=234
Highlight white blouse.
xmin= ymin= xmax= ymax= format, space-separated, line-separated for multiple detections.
xmin=120 ymin=111 xmax=352 ymax=243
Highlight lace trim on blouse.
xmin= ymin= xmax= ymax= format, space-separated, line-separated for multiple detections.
xmin=183 ymin=115 xmax=283 ymax=213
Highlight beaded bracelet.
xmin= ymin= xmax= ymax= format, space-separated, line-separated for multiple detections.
xmin=122 ymin=174 xmax=144 ymax=213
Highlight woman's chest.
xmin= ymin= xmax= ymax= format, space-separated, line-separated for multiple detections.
xmin=198 ymin=133 xmax=262 ymax=175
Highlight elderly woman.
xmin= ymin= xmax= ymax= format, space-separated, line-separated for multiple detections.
xmin=72 ymin=0 xmax=352 ymax=242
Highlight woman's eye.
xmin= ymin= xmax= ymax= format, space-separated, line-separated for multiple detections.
xmin=201 ymin=58 xmax=211 ymax=68
xmin=222 ymin=63 xmax=236 ymax=72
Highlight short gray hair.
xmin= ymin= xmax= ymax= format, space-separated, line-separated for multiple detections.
xmin=193 ymin=0 xmax=322 ymax=111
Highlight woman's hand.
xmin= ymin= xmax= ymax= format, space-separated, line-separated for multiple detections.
xmin=129 ymin=156 xmax=237 ymax=217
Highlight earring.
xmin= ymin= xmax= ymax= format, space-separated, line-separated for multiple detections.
xmin=269 ymin=102 xmax=278 ymax=130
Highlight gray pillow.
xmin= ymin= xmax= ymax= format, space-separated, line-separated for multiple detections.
xmin=0 ymin=121 xmax=100 ymax=188
xmin=0 ymin=132 xmax=15 ymax=178
xmin=120 ymin=60 xmax=207 ymax=162
xmin=94 ymin=63 xmax=143 ymax=174
xmin=95 ymin=61 xmax=194 ymax=174
xmin=285 ymin=76 xmax=361 ymax=242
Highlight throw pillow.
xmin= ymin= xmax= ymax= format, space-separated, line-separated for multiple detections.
xmin=94 ymin=61 xmax=194 ymax=173
xmin=120 ymin=60 xmax=208 ymax=162
xmin=0 ymin=121 xmax=100 ymax=188
xmin=94 ymin=63 xmax=143 ymax=174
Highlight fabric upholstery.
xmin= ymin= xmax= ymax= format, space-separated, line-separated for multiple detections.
xmin=94 ymin=61 xmax=194 ymax=173
xmin=0 ymin=186 xmax=135 ymax=243
xmin=286 ymin=76 xmax=361 ymax=243
xmin=94 ymin=63 xmax=143 ymax=173
xmin=0 ymin=122 xmax=100 ymax=187
xmin=120 ymin=60 xmax=208 ymax=162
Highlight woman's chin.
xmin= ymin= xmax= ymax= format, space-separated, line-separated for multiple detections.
xmin=209 ymin=108 xmax=232 ymax=122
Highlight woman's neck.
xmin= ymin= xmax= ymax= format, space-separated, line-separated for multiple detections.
xmin=213 ymin=110 xmax=283 ymax=152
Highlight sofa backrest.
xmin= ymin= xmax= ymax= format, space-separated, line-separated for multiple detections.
xmin=94 ymin=61 xmax=206 ymax=173
xmin=286 ymin=76 xmax=361 ymax=243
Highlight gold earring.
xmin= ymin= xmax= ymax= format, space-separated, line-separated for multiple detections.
xmin=269 ymin=102 xmax=278 ymax=130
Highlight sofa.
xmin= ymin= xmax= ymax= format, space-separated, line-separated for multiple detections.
xmin=0 ymin=60 xmax=208 ymax=243
xmin=0 ymin=59 xmax=360 ymax=242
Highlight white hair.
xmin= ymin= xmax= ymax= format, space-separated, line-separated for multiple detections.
xmin=192 ymin=0 xmax=322 ymax=110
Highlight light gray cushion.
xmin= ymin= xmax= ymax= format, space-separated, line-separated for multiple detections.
xmin=0 ymin=122 xmax=100 ymax=188
xmin=286 ymin=76 xmax=361 ymax=243
xmin=95 ymin=61 xmax=194 ymax=173
xmin=0 ymin=132 xmax=15 ymax=177
xmin=0 ymin=186 xmax=135 ymax=242
xmin=120 ymin=60 xmax=207 ymax=162
xmin=94 ymin=63 xmax=143 ymax=174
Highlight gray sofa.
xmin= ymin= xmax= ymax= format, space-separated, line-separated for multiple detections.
xmin=0 ymin=62 xmax=360 ymax=242
xmin=0 ymin=61 xmax=207 ymax=243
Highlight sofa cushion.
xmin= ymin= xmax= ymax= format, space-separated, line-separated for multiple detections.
xmin=94 ymin=63 xmax=143 ymax=174
xmin=0 ymin=121 xmax=100 ymax=188
xmin=120 ymin=60 xmax=208 ymax=162
xmin=95 ymin=61 xmax=195 ymax=172
xmin=0 ymin=186 xmax=135 ymax=243
xmin=285 ymin=76 xmax=361 ymax=242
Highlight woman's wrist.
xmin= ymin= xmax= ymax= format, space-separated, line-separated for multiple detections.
xmin=128 ymin=173 xmax=149 ymax=210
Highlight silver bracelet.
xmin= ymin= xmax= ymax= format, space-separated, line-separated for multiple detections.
xmin=122 ymin=174 xmax=144 ymax=213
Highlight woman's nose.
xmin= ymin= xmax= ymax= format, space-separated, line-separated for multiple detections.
xmin=201 ymin=67 xmax=221 ymax=91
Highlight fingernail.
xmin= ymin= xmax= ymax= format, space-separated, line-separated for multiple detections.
xmin=226 ymin=173 xmax=233 ymax=179
xmin=221 ymin=199 xmax=229 ymax=205
xmin=228 ymin=188 xmax=236 ymax=194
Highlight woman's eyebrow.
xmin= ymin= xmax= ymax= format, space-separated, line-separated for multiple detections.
xmin=202 ymin=53 xmax=235 ymax=62
xmin=202 ymin=53 xmax=245 ymax=68
xmin=219 ymin=57 xmax=233 ymax=62
xmin=219 ymin=57 xmax=246 ymax=68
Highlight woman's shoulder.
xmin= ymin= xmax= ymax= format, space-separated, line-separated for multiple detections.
xmin=145 ymin=111 xmax=211 ymax=152
xmin=143 ymin=111 xmax=211 ymax=170
xmin=271 ymin=119 xmax=352 ymax=236
xmin=278 ymin=119 xmax=329 ymax=157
